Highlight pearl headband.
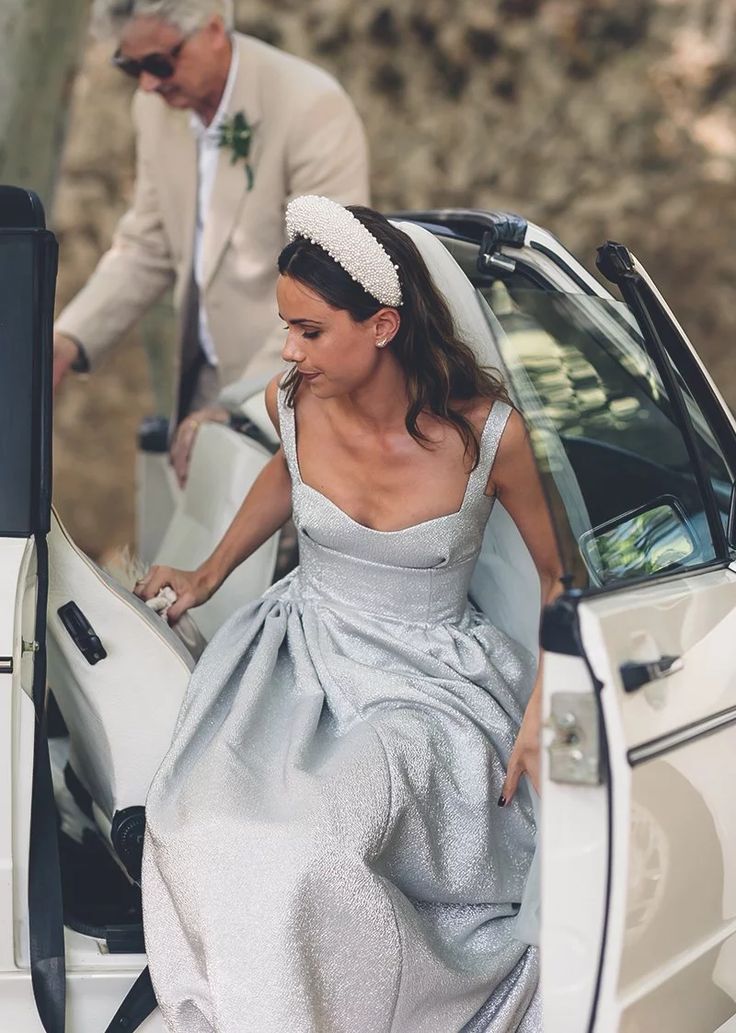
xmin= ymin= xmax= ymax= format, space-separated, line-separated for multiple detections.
xmin=285 ymin=195 xmax=403 ymax=307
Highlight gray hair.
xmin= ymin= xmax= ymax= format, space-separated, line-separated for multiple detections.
xmin=92 ymin=0 xmax=234 ymax=39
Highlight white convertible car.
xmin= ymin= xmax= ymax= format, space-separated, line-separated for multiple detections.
xmin=1 ymin=185 xmax=735 ymax=1033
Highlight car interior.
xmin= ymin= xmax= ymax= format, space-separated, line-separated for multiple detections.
xmin=46 ymin=221 xmax=543 ymax=954
xmin=45 ymin=213 xmax=730 ymax=956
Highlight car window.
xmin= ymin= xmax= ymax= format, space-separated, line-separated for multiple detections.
xmin=663 ymin=355 xmax=733 ymax=541
xmin=479 ymin=283 xmax=721 ymax=590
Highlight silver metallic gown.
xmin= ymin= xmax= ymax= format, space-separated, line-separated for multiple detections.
xmin=142 ymin=389 xmax=540 ymax=1032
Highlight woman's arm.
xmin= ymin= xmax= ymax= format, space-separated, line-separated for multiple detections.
xmin=135 ymin=376 xmax=291 ymax=622
xmin=487 ymin=408 xmax=564 ymax=802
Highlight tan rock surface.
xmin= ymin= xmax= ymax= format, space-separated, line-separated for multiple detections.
xmin=52 ymin=0 xmax=736 ymax=556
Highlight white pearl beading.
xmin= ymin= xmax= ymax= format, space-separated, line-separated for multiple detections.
xmin=286 ymin=195 xmax=403 ymax=307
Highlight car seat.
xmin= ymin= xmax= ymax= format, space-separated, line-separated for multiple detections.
xmin=47 ymin=508 xmax=194 ymax=882
xmin=48 ymin=390 xmax=281 ymax=881
xmin=152 ymin=418 xmax=279 ymax=641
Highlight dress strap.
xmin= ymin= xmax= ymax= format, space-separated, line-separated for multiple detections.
xmin=277 ymin=381 xmax=301 ymax=483
xmin=465 ymin=400 xmax=512 ymax=498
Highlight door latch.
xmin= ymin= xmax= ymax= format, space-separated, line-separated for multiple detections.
xmin=548 ymin=692 xmax=601 ymax=785
xmin=620 ymin=654 xmax=682 ymax=693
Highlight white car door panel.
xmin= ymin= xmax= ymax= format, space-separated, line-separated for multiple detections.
xmin=580 ymin=568 xmax=736 ymax=750
xmin=540 ymin=652 xmax=609 ymax=1033
xmin=578 ymin=572 xmax=736 ymax=1033
xmin=0 ymin=538 xmax=34 ymax=974
xmin=473 ymin=226 xmax=736 ymax=1033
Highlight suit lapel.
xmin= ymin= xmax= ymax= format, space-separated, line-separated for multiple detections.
xmin=201 ymin=35 xmax=262 ymax=292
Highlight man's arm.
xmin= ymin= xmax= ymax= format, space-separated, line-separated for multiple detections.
xmin=55 ymin=92 xmax=176 ymax=378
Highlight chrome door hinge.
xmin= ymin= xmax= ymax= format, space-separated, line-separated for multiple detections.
xmin=0 ymin=657 xmax=12 ymax=675
xmin=548 ymin=692 xmax=601 ymax=785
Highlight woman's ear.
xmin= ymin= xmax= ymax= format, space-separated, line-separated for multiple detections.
xmin=373 ymin=308 xmax=401 ymax=348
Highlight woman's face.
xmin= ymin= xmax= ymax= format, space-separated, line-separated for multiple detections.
xmin=277 ymin=275 xmax=396 ymax=398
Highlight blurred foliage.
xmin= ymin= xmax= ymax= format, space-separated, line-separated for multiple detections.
xmin=0 ymin=0 xmax=89 ymax=208
xmin=49 ymin=0 xmax=736 ymax=554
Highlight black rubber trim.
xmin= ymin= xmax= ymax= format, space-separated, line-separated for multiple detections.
xmin=627 ymin=705 xmax=736 ymax=766
xmin=598 ymin=245 xmax=736 ymax=482
xmin=14 ymin=187 xmax=67 ymax=1033
xmin=137 ymin=415 xmax=169 ymax=454
xmin=668 ymin=331 xmax=736 ymax=473
xmin=588 ymin=691 xmax=613 ymax=1033
xmin=0 ymin=186 xmax=46 ymax=227
xmin=63 ymin=763 xmax=94 ymax=820
xmin=529 ymin=240 xmax=596 ymax=295
xmin=104 ymin=967 xmax=157 ymax=1032
xmin=111 ymin=807 xmax=146 ymax=885
xmin=389 ymin=208 xmax=528 ymax=247
xmin=28 ymin=534 xmax=66 ymax=1033
xmin=228 ymin=414 xmax=280 ymax=455
xmin=620 ymin=278 xmax=729 ymax=561
xmin=540 ymin=592 xmax=583 ymax=656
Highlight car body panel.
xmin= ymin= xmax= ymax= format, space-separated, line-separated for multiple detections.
xmin=540 ymin=651 xmax=609 ymax=1033
xmin=579 ymin=579 xmax=736 ymax=1033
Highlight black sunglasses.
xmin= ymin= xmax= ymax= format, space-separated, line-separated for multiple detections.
xmin=112 ymin=37 xmax=188 ymax=80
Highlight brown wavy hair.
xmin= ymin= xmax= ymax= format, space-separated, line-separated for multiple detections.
xmin=277 ymin=205 xmax=511 ymax=468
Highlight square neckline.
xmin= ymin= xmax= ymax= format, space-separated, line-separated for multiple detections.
xmin=285 ymin=392 xmax=504 ymax=536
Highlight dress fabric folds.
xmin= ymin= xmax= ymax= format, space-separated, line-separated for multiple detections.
xmin=142 ymin=388 xmax=540 ymax=1032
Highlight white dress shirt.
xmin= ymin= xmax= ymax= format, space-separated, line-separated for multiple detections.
xmin=189 ymin=43 xmax=240 ymax=367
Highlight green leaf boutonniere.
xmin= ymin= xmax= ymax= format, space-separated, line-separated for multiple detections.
xmin=218 ymin=110 xmax=255 ymax=190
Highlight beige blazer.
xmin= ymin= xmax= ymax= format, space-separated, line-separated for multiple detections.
xmin=56 ymin=33 xmax=370 ymax=393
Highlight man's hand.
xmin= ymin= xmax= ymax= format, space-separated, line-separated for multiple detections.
xmin=169 ymin=406 xmax=230 ymax=488
xmin=53 ymin=332 xmax=83 ymax=392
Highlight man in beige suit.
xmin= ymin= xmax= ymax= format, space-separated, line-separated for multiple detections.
xmin=55 ymin=0 xmax=369 ymax=483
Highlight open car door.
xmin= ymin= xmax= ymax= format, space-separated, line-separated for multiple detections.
xmin=395 ymin=208 xmax=736 ymax=1032
xmin=0 ymin=187 xmax=65 ymax=1031
xmin=499 ymin=243 xmax=736 ymax=1033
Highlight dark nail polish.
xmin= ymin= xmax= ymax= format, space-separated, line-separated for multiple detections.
xmin=497 ymin=794 xmax=506 ymax=807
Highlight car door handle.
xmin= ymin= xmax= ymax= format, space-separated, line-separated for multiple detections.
xmin=620 ymin=654 xmax=683 ymax=693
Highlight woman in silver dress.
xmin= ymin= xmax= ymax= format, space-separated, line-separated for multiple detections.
xmin=136 ymin=196 xmax=561 ymax=1032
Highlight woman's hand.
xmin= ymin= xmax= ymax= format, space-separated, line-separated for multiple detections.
xmin=500 ymin=686 xmax=541 ymax=806
xmin=169 ymin=407 xmax=230 ymax=488
xmin=134 ymin=565 xmax=216 ymax=624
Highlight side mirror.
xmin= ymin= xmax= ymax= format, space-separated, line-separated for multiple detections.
xmin=579 ymin=495 xmax=699 ymax=587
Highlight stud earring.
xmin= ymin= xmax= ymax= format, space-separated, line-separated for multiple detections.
xmin=376 ymin=339 xmax=388 ymax=349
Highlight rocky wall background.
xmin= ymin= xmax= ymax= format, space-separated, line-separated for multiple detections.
xmin=52 ymin=0 xmax=736 ymax=557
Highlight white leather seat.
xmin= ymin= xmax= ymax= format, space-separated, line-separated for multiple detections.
xmin=154 ymin=420 xmax=278 ymax=641
xmin=47 ymin=508 xmax=195 ymax=879
xmin=47 ymin=418 xmax=280 ymax=880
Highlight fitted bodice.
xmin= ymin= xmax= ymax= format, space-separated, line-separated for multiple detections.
xmin=278 ymin=387 xmax=511 ymax=623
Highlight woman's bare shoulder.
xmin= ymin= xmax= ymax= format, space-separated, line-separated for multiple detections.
xmin=457 ymin=392 xmax=512 ymax=433
xmin=264 ymin=374 xmax=284 ymax=436
xmin=491 ymin=407 xmax=533 ymax=492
